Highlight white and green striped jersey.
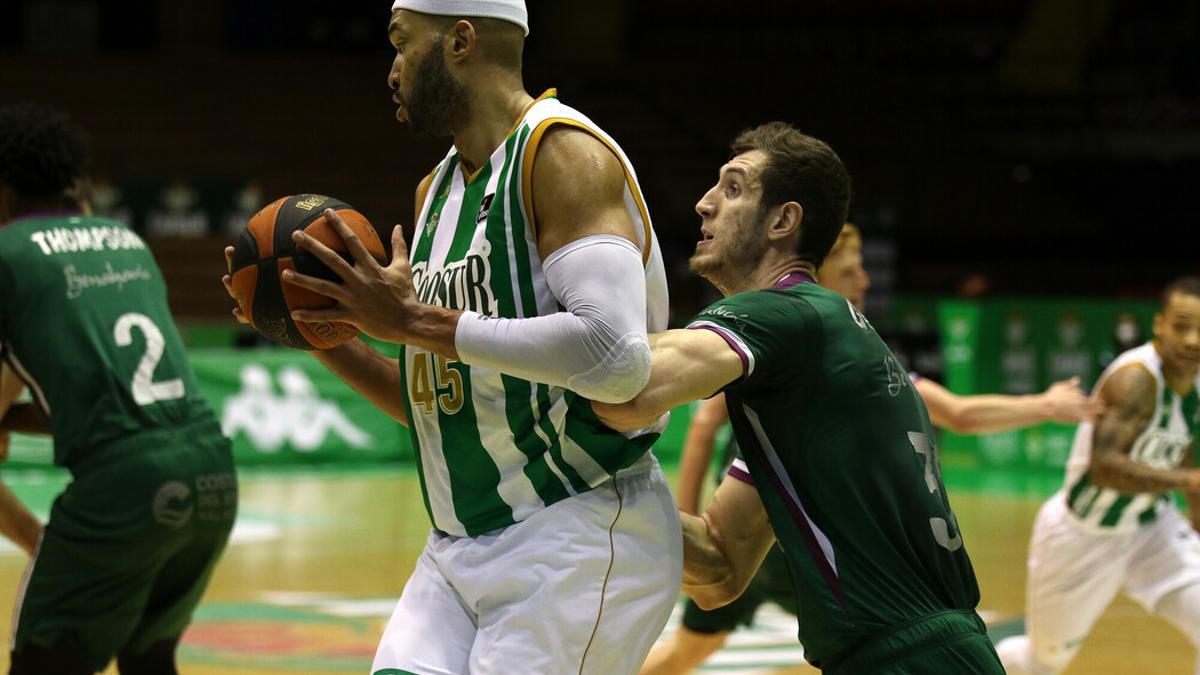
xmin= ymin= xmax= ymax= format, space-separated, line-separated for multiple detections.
xmin=1063 ymin=343 xmax=1200 ymax=531
xmin=401 ymin=90 xmax=669 ymax=537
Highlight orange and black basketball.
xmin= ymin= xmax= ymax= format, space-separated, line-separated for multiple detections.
xmin=228 ymin=194 xmax=386 ymax=350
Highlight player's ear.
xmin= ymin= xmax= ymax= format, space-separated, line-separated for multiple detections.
xmin=449 ymin=19 xmax=477 ymax=61
xmin=768 ymin=201 xmax=803 ymax=243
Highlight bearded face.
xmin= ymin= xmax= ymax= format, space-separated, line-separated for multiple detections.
xmin=406 ymin=43 xmax=470 ymax=138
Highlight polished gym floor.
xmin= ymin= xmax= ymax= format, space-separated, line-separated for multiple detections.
xmin=0 ymin=461 xmax=1190 ymax=674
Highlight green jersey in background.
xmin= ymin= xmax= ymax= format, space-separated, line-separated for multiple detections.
xmin=0 ymin=212 xmax=214 ymax=465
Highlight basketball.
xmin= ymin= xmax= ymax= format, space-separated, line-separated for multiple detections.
xmin=228 ymin=194 xmax=386 ymax=350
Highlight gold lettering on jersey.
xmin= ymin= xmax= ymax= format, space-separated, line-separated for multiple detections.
xmin=294 ymin=195 xmax=329 ymax=211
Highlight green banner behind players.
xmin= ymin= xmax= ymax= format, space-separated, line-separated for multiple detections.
xmin=5 ymin=346 xmax=698 ymax=468
xmin=5 ymin=296 xmax=1161 ymax=472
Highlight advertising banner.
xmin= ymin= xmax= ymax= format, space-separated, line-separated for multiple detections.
xmin=931 ymin=297 xmax=1157 ymax=470
xmin=6 ymin=345 xmax=699 ymax=468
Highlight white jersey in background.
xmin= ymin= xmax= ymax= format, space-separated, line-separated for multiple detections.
xmin=1062 ymin=342 xmax=1200 ymax=532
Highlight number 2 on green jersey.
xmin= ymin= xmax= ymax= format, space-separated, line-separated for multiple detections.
xmin=113 ymin=312 xmax=184 ymax=406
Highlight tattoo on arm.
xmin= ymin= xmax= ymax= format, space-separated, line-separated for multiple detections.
xmin=1090 ymin=365 xmax=1194 ymax=493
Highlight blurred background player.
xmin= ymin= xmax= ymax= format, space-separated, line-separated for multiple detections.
xmin=0 ymin=103 xmax=237 ymax=674
xmin=642 ymin=223 xmax=1100 ymax=675
xmin=223 ymin=1 xmax=680 ymax=673
xmin=997 ymin=276 xmax=1200 ymax=675
xmin=596 ymin=122 xmax=1003 ymax=673
xmin=0 ymin=364 xmax=40 ymax=556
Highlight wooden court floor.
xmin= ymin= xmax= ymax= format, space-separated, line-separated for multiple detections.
xmin=0 ymin=465 xmax=1192 ymax=674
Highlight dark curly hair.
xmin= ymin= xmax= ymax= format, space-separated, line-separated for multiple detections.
xmin=0 ymin=103 xmax=89 ymax=200
xmin=731 ymin=122 xmax=851 ymax=269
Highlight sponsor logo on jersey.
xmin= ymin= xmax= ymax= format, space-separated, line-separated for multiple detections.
xmin=195 ymin=471 xmax=238 ymax=523
xmin=62 ymin=262 xmax=152 ymax=299
xmin=1130 ymin=428 xmax=1190 ymax=470
xmin=475 ymin=193 xmax=495 ymax=224
xmin=152 ymin=481 xmax=194 ymax=528
xmin=697 ymin=304 xmax=750 ymax=331
xmin=410 ymin=246 xmax=497 ymax=315
xmin=221 ymin=365 xmax=373 ymax=453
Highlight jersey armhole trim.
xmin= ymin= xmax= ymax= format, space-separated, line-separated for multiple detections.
xmin=727 ymin=457 xmax=753 ymax=485
xmin=520 ymin=117 xmax=653 ymax=266
xmin=686 ymin=321 xmax=755 ymax=378
xmin=414 ymin=165 xmax=439 ymax=216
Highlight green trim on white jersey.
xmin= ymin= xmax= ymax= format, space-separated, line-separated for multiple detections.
xmin=1064 ymin=343 xmax=1200 ymax=531
xmin=403 ymin=91 xmax=669 ymax=536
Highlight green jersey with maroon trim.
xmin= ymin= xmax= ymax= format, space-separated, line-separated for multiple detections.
xmin=0 ymin=212 xmax=215 ymax=466
xmin=687 ymin=274 xmax=981 ymax=667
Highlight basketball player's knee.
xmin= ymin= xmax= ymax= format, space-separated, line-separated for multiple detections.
xmin=996 ymin=635 xmax=1073 ymax=675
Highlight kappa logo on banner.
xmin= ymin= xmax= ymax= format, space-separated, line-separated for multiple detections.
xmin=221 ymin=365 xmax=373 ymax=453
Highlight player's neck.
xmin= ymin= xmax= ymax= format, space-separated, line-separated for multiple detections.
xmin=1164 ymin=369 xmax=1198 ymax=396
xmin=735 ymin=255 xmax=815 ymax=295
xmin=454 ymin=78 xmax=533 ymax=175
xmin=2 ymin=196 xmax=80 ymax=225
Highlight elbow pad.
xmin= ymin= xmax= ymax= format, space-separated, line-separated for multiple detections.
xmin=566 ymin=330 xmax=651 ymax=404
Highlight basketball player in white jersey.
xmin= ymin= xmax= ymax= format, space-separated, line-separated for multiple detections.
xmin=997 ymin=276 xmax=1200 ymax=674
xmin=223 ymin=2 xmax=680 ymax=673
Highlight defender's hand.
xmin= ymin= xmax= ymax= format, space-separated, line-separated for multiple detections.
xmin=284 ymin=209 xmax=419 ymax=345
xmin=1041 ymin=377 xmax=1105 ymax=424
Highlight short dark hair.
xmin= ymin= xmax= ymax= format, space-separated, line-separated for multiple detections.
xmin=0 ymin=103 xmax=89 ymax=200
xmin=1163 ymin=276 xmax=1200 ymax=308
xmin=731 ymin=122 xmax=851 ymax=268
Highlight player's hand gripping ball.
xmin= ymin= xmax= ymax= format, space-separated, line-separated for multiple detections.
xmin=228 ymin=194 xmax=386 ymax=349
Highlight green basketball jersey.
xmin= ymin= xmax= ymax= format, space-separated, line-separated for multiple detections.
xmin=1063 ymin=342 xmax=1200 ymax=531
xmin=402 ymin=90 xmax=670 ymax=537
xmin=0 ymin=212 xmax=213 ymax=465
xmin=688 ymin=274 xmax=981 ymax=667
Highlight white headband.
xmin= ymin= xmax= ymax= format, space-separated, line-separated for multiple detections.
xmin=391 ymin=0 xmax=529 ymax=37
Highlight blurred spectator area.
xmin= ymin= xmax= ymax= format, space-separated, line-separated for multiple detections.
xmin=4 ymin=0 xmax=1200 ymax=323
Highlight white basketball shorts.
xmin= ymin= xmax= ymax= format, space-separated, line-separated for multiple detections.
xmin=372 ymin=452 xmax=683 ymax=675
xmin=1021 ymin=492 xmax=1200 ymax=671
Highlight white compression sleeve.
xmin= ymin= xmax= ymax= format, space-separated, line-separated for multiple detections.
xmin=454 ymin=235 xmax=651 ymax=404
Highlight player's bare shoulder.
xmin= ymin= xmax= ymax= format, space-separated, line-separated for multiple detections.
xmin=1091 ymin=362 xmax=1158 ymax=467
xmin=1098 ymin=363 xmax=1157 ymax=424
xmin=529 ymin=125 xmax=633 ymax=256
